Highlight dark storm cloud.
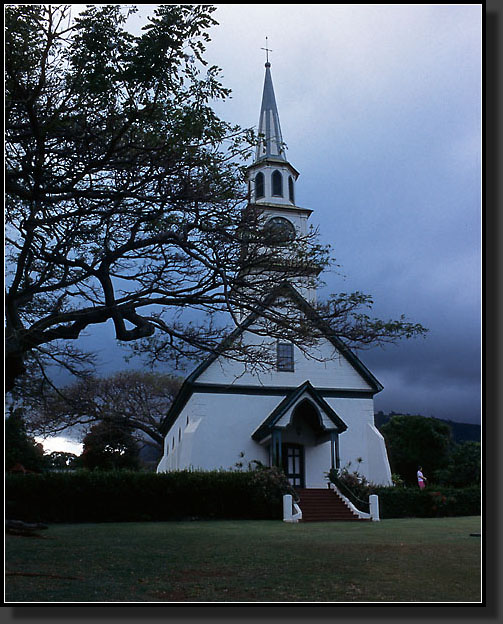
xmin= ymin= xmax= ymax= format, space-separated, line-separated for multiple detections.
xmin=353 ymin=306 xmax=481 ymax=423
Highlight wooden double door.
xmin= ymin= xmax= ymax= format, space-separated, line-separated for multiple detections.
xmin=281 ymin=443 xmax=305 ymax=488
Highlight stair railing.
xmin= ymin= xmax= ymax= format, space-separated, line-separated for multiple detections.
xmin=327 ymin=474 xmax=380 ymax=521
xmin=329 ymin=475 xmax=370 ymax=514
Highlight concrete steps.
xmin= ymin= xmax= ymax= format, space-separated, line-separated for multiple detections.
xmin=296 ymin=488 xmax=367 ymax=522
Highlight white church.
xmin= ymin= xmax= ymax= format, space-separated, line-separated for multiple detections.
xmin=157 ymin=60 xmax=393 ymax=488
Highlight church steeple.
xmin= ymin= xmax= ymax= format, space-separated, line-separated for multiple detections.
xmin=244 ymin=56 xmax=320 ymax=305
xmin=247 ymin=60 xmax=300 ymax=209
xmin=255 ymin=61 xmax=286 ymax=163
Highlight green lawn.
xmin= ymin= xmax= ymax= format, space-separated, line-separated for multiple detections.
xmin=5 ymin=516 xmax=482 ymax=603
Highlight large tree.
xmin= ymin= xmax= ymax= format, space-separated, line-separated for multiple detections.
xmin=432 ymin=441 xmax=481 ymax=487
xmin=6 ymin=4 xmax=426 ymax=394
xmin=80 ymin=420 xmax=140 ymax=471
xmin=27 ymin=371 xmax=182 ymax=458
xmin=5 ymin=408 xmax=47 ymax=472
xmin=380 ymin=414 xmax=453 ymax=484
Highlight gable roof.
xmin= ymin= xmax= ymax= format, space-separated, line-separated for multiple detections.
xmin=160 ymin=281 xmax=383 ymax=435
xmin=251 ymin=381 xmax=348 ymax=442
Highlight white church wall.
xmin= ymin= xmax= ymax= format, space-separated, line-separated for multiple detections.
xmin=157 ymin=383 xmax=391 ymax=486
xmin=365 ymin=422 xmax=393 ymax=486
xmin=158 ymin=392 xmax=279 ymax=473
xmin=324 ymin=396 xmax=390 ymax=486
xmin=197 ymin=331 xmax=373 ymax=391
xmin=157 ymin=390 xmax=392 ymax=486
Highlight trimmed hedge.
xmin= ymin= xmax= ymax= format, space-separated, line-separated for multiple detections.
xmin=6 ymin=470 xmax=481 ymax=523
xmin=5 ymin=469 xmax=288 ymax=523
xmin=329 ymin=467 xmax=481 ymax=519
xmin=375 ymin=485 xmax=481 ymax=519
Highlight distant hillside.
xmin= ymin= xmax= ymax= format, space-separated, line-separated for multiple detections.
xmin=374 ymin=412 xmax=480 ymax=444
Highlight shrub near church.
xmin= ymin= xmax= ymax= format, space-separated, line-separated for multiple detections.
xmin=6 ymin=467 xmax=293 ymax=523
xmin=6 ymin=467 xmax=479 ymax=523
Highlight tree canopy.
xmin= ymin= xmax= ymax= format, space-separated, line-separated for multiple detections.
xmin=380 ymin=414 xmax=453 ymax=483
xmin=432 ymin=441 xmax=481 ymax=487
xmin=27 ymin=371 xmax=183 ymax=457
xmin=5 ymin=408 xmax=46 ymax=472
xmin=80 ymin=420 xmax=140 ymax=471
xmin=6 ymin=4 xmax=427 ymax=395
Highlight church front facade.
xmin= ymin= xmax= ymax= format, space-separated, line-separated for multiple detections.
xmin=157 ymin=59 xmax=393 ymax=488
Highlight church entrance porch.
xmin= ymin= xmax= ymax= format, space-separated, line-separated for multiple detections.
xmin=255 ymin=388 xmax=348 ymax=488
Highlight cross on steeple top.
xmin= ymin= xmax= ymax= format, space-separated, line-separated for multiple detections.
xmin=261 ymin=36 xmax=273 ymax=65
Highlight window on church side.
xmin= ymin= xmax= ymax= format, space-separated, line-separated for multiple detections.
xmin=272 ymin=170 xmax=283 ymax=196
xmin=288 ymin=176 xmax=295 ymax=203
xmin=255 ymin=172 xmax=265 ymax=199
xmin=277 ymin=342 xmax=294 ymax=372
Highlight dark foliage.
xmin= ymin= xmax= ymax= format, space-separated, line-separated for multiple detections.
xmin=5 ymin=408 xmax=47 ymax=472
xmin=6 ymin=467 xmax=293 ymax=523
xmin=432 ymin=441 xmax=481 ymax=487
xmin=45 ymin=451 xmax=79 ymax=470
xmin=26 ymin=371 xmax=182 ymax=459
xmin=80 ymin=421 xmax=141 ymax=471
xmin=375 ymin=485 xmax=481 ymax=519
xmin=4 ymin=4 xmax=326 ymax=390
xmin=380 ymin=414 xmax=453 ymax=484
xmin=328 ymin=466 xmax=480 ymax=518
xmin=374 ymin=412 xmax=480 ymax=444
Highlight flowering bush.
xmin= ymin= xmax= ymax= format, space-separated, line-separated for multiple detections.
xmin=429 ymin=491 xmax=459 ymax=516
xmin=391 ymin=473 xmax=405 ymax=487
xmin=249 ymin=463 xmax=296 ymax=501
xmin=327 ymin=465 xmax=378 ymax=500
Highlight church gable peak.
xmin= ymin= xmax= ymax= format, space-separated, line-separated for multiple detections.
xmin=183 ymin=283 xmax=382 ymax=391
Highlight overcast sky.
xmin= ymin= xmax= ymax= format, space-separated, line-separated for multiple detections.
xmin=68 ymin=4 xmax=482 ymax=429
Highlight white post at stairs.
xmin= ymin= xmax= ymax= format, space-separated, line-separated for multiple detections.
xmin=369 ymin=494 xmax=380 ymax=521
xmin=283 ymin=494 xmax=302 ymax=523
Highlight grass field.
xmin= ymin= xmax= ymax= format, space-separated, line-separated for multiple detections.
xmin=5 ymin=516 xmax=481 ymax=603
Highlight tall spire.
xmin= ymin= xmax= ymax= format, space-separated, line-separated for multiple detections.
xmin=244 ymin=51 xmax=318 ymax=305
xmin=255 ymin=60 xmax=286 ymax=163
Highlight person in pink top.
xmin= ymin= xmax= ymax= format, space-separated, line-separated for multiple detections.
xmin=417 ymin=466 xmax=427 ymax=489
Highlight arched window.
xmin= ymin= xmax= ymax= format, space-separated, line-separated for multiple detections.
xmin=288 ymin=176 xmax=295 ymax=203
xmin=255 ymin=172 xmax=265 ymax=200
xmin=272 ymin=170 xmax=283 ymax=197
